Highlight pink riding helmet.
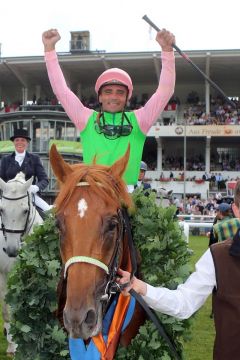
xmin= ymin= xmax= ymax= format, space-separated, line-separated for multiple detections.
xmin=95 ymin=68 xmax=133 ymax=100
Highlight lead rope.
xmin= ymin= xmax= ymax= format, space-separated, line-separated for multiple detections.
xmin=129 ymin=289 xmax=181 ymax=360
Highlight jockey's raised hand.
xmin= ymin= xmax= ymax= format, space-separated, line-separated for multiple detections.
xmin=42 ymin=29 xmax=61 ymax=52
xmin=117 ymin=268 xmax=147 ymax=296
xmin=156 ymin=29 xmax=175 ymax=52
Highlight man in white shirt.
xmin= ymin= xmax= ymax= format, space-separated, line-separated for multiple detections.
xmin=118 ymin=198 xmax=240 ymax=359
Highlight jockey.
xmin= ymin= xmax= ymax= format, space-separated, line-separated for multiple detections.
xmin=135 ymin=161 xmax=151 ymax=192
xmin=42 ymin=27 xmax=176 ymax=192
xmin=118 ymin=182 xmax=240 ymax=360
xmin=0 ymin=128 xmax=51 ymax=212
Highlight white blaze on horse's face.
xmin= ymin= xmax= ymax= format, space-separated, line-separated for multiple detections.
xmin=77 ymin=198 xmax=88 ymax=218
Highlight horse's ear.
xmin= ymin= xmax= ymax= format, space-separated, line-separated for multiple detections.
xmin=109 ymin=144 xmax=130 ymax=179
xmin=49 ymin=144 xmax=73 ymax=183
xmin=0 ymin=178 xmax=7 ymax=192
xmin=24 ymin=177 xmax=33 ymax=192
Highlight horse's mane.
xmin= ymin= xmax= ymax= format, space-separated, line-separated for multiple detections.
xmin=55 ymin=163 xmax=133 ymax=212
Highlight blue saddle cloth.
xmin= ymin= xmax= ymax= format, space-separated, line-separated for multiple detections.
xmin=69 ymin=295 xmax=135 ymax=360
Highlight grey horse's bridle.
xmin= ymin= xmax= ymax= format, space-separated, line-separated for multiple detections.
xmin=0 ymin=192 xmax=34 ymax=242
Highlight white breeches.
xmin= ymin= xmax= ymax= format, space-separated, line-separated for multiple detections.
xmin=34 ymin=194 xmax=51 ymax=211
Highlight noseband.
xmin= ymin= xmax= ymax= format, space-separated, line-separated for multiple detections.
xmin=64 ymin=256 xmax=109 ymax=278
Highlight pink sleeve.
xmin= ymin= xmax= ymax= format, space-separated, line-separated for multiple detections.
xmin=134 ymin=51 xmax=175 ymax=134
xmin=44 ymin=50 xmax=93 ymax=131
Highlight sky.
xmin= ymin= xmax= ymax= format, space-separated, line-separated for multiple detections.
xmin=0 ymin=0 xmax=240 ymax=57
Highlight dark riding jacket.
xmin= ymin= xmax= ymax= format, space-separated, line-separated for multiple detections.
xmin=211 ymin=238 xmax=240 ymax=360
xmin=0 ymin=151 xmax=49 ymax=191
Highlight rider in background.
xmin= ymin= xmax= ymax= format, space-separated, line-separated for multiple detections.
xmin=135 ymin=161 xmax=151 ymax=192
xmin=0 ymin=128 xmax=50 ymax=212
xmin=42 ymin=28 xmax=175 ymax=192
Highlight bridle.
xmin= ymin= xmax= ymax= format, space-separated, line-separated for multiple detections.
xmin=63 ymin=205 xmax=131 ymax=304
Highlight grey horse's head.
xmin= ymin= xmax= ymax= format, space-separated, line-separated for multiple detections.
xmin=0 ymin=172 xmax=33 ymax=257
xmin=156 ymin=187 xmax=173 ymax=207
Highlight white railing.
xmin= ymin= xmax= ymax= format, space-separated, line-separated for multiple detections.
xmin=178 ymin=214 xmax=214 ymax=229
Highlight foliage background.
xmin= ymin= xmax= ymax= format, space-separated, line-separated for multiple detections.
xmin=1 ymin=237 xmax=214 ymax=360
xmin=5 ymin=190 xmax=198 ymax=359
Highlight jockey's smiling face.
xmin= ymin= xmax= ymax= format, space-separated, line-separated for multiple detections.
xmin=99 ymin=84 xmax=128 ymax=113
xmin=13 ymin=137 xmax=29 ymax=153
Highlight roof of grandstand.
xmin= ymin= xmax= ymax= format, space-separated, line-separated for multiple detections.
xmin=0 ymin=49 xmax=240 ymax=100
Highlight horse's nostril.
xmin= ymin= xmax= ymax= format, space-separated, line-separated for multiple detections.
xmin=85 ymin=310 xmax=96 ymax=326
xmin=8 ymin=253 xmax=18 ymax=258
xmin=4 ymin=248 xmax=18 ymax=258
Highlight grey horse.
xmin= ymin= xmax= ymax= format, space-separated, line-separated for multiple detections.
xmin=0 ymin=172 xmax=43 ymax=356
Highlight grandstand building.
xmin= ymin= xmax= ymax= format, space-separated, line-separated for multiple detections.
xmin=1 ymin=36 xmax=240 ymax=200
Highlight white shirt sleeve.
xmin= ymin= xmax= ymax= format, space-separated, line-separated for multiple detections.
xmin=142 ymin=248 xmax=216 ymax=319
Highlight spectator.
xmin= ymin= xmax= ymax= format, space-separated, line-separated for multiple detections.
xmin=213 ymin=202 xmax=240 ymax=243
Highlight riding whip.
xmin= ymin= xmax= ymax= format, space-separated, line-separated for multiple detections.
xmin=142 ymin=15 xmax=236 ymax=109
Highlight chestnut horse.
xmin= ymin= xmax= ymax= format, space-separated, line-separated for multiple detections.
xmin=50 ymin=144 xmax=145 ymax=359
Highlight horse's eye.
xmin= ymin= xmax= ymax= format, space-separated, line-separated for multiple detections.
xmin=56 ymin=216 xmax=65 ymax=233
xmin=55 ymin=219 xmax=60 ymax=228
xmin=108 ymin=221 xmax=117 ymax=231
xmin=105 ymin=218 xmax=118 ymax=233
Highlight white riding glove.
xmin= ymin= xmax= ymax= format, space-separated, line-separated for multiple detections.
xmin=29 ymin=185 xmax=39 ymax=194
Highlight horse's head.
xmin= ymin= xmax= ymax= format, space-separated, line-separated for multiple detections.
xmin=0 ymin=172 xmax=33 ymax=257
xmin=50 ymin=144 xmax=133 ymax=339
xmin=157 ymin=187 xmax=173 ymax=207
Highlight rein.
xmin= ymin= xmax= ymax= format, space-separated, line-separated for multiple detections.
xmin=120 ymin=209 xmax=181 ymax=360
xmin=130 ymin=289 xmax=181 ymax=360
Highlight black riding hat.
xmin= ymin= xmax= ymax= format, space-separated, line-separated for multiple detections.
xmin=10 ymin=128 xmax=31 ymax=141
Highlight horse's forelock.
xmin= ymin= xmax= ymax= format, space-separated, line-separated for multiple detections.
xmin=55 ymin=164 xmax=133 ymax=212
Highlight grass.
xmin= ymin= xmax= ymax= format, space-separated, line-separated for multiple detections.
xmin=183 ymin=235 xmax=215 ymax=360
xmin=0 ymin=307 xmax=8 ymax=360
xmin=0 ymin=236 xmax=214 ymax=360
